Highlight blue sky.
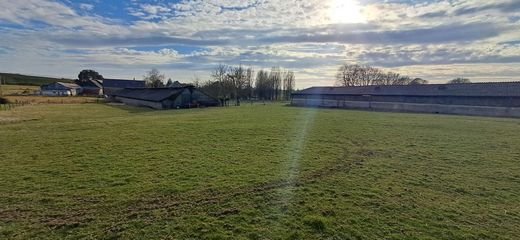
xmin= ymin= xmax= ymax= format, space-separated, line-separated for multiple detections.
xmin=0 ymin=0 xmax=519 ymax=88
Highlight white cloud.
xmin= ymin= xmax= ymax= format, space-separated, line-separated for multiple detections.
xmin=79 ymin=3 xmax=94 ymax=11
xmin=0 ymin=0 xmax=519 ymax=87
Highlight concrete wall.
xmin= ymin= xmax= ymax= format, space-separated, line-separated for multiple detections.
xmin=291 ymin=98 xmax=520 ymax=118
xmin=294 ymin=94 xmax=520 ymax=107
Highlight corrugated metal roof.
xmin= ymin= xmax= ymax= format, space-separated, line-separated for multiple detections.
xmin=103 ymin=79 xmax=146 ymax=88
xmin=76 ymin=79 xmax=103 ymax=89
xmin=293 ymin=82 xmax=520 ymax=97
xmin=58 ymin=82 xmax=81 ymax=89
xmin=41 ymin=82 xmax=81 ymax=90
xmin=113 ymin=88 xmax=186 ymax=102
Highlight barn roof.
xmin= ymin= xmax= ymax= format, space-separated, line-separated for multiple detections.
xmin=103 ymin=79 xmax=146 ymax=88
xmin=42 ymin=82 xmax=81 ymax=90
xmin=113 ymin=87 xmax=187 ymax=102
xmin=57 ymin=82 xmax=81 ymax=89
xmin=293 ymin=82 xmax=520 ymax=97
xmin=76 ymin=79 xmax=103 ymax=89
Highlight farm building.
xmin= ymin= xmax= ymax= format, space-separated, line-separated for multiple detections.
xmin=41 ymin=82 xmax=81 ymax=96
xmin=103 ymin=79 xmax=146 ymax=95
xmin=291 ymin=82 xmax=520 ymax=118
xmin=76 ymin=79 xmax=103 ymax=96
xmin=112 ymin=86 xmax=219 ymax=109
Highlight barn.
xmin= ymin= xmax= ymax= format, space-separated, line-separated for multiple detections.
xmin=103 ymin=79 xmax=146 ymax=95
xmin=75 ymin=79 xmax=103 ymax=96
xmin=41 ymin=82 xmax=81 ymax=96
xmin=291 ymin=82 xmax=520 ymax=118
xmin=112 ymin=86 xmax=219 ymax=109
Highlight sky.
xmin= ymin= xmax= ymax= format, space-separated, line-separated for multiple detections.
xmin=0 ymin=0 xmax=519 ymax=88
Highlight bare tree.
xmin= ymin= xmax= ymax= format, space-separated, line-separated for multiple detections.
xmin=245 ymin=67 xmax=254 ymax=103
xmin=283 ymin=71 xmax=295 ymax=101
xmin=336 ymin=64 xmax=417 ymax=86
xmin=211 ymin=64 xmax=232 ymax=105
xmin=255 ymin=70 xmax=270 ymax=100
xmin=269 ymin=67 xmax=282 ymax=100
xmin=228 ymin=65 xmax=247 ymax=106
xmin=144 ymin=68 xmax=165 ymax=88
xmin=410 ymin=78 xmax=429 ymax=85
xmin=336 ymin=64 xmax=365 ymax=86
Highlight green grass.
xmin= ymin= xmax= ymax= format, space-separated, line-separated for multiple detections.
xmin=0 ymin=73 xmax=73 ymax=86
xmin=1 ymin=104 xmax=520 ymax=239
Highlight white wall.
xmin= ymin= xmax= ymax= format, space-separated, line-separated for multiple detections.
xmin=41 ymin=90 xmax=73 ymax=96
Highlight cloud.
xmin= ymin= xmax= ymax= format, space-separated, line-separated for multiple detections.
xmin=258 ymin=23 xmax=504 ymax=45
xmin=418 ymin=10 xmax=447 ymax=18
xmin=0 ymin=0 xmax=519 ymax=87
xmin=79 ymin=3 xmax=94 ymax=11
xmin=453 ymin=0 xmax=520 ymax=15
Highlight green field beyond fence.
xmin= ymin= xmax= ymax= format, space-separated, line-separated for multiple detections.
xmin=1 ymin=104 xmax=519 ymax=239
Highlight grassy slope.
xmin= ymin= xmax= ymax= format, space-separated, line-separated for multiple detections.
xmin=0 ymin=73 xmax=73 ymax=86
xmin=1 ymin=85 xmax=40 ymax=95
xmin=0 ymin=104 xmax=519 ymax=239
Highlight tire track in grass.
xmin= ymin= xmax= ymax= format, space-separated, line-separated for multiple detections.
xmin=0 ymin=147 xmax=371 ymax=234
xmin=100 ymin=147 xmax=371 ymax=234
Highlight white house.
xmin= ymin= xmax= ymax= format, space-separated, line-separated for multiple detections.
xmin=40 ymin=82 xmax=82 ymax=96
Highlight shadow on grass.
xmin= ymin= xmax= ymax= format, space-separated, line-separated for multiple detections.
xmin=104 ymin=103 xmax=157 ymax=114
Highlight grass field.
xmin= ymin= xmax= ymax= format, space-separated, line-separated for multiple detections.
xmin=1 ymin=104 xmax=519 ymax=239
xmin=3 ymin=95 xmax=103 ymax=105
xmin=0 ymin=73 xmax=73 ymax=86
xmin=0 ymin=85 xmax=40 ymax=95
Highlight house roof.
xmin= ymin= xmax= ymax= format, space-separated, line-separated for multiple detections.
xmin=41 ymin=82 xmax=81 ymax=90
xmin=103 ymin=79 xmax=146 ymax=88
xmin=113 ymin=87 xmax=188 ymax=102
xmin=58 ymin=82 xmax=81 ymax=89
xmin=293 ymin=82 xmax=520 ymax=97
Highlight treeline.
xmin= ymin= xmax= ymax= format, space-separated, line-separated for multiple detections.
xmin=198 ymin=65 xmax=296 ymax=105
xmin=336 ymin=64 xmax=428 ymax=87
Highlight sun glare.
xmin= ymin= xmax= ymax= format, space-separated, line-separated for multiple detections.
xmin=329 ymin=0 xmax=366 ymax=24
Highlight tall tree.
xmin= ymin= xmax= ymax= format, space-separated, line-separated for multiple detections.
xmin=245 ymin=67 xmax=254 ymax=103
xmin=144 ymin=68 xmax=165 ymax=88
xmin=228 ymin=65 xmax=247 ymax=106
xmin=255 ymin=70 xmax=270 ymax=100
xmin=269 ymin=67 xmax=282 ymax=100
xmin=211 ymin=64 xmax=232 ymax=104
xmin=283 ymin=71 xmax=296 ymax=101
xmin=78 ymin=69 xmax=103 ymax=81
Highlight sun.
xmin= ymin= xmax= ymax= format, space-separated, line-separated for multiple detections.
xmin=329 ymin=0 xmax=366 ymax=24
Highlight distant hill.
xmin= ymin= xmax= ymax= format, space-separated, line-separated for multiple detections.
xmin=0 ymin=73 xmax=73 ymax=86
